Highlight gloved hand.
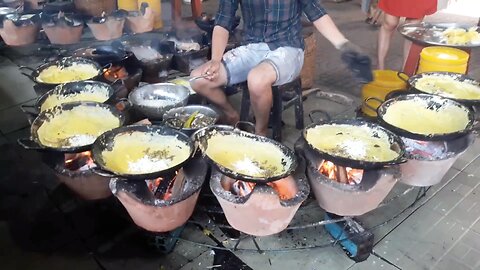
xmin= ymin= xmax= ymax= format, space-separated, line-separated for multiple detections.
xmin=338 ymin=41 xmax=374 ymax=83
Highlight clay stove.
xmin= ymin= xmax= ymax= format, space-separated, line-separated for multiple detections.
xmin=400 ymin=134 xmax=475 ymax=186
xmin=295 ymin=137 xmax=400 ymax=217
xmin=42 ymin=151 xmax=112 ymax=200
xmin=210 ymin=156 xmax=310 ymax=236
xmin=110 ymin=158 xmax=207 ymax=233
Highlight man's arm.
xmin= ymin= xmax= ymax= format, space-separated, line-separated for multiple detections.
xmin=301 ymin=0 xmax=373 ymax=83
xmin=202 ymin=0 xmax=239 ymax=79
xmin=312 ymin=15 xmax=349 ymax=49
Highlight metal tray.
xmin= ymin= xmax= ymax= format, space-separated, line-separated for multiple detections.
xmin=398 ymin=22 xmax=480 ymax=48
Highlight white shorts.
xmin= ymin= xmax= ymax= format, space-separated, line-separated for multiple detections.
xmin=222 ymin=43 xmax=304 ymax=86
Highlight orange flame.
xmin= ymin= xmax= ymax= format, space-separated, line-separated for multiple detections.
xmin=318 ymin=161 xmax=363 ymax=185
xmin=65 ymin=151 xmax=95 ymax=171
xmin=148 ymin=171 xmax=179 ymax=200
xmin=232 ymin=180 xmax=256 ymax=197
xmin=104 ymin=66 xmax=128 ymax=81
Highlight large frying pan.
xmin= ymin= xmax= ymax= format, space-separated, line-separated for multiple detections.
xmin=304 ymin=111 xmax=407 ymax=169
xmin=406 ymin=72 xmax=480 ymax=106
xmin=19 ymin=57 xmax=109 ymax=88
xmin=18 ymin=101 xmax=126 ymax=153
xmin=192 ymin=125 xmax=297 ymax=183
xmin=376 ymin=94 xmax=476 ymax=141
xmin=20 ymin=80 xmax=123 ymax=122
xmin=91 ymin=125 xmax=194 ymax=180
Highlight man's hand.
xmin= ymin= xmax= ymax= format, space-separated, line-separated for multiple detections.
xmin=202 ymin=60 xmax=222 ymax=81
xmin=338 ymin=41 xmax=374 ymax=83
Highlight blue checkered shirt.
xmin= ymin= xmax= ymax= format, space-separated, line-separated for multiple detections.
xmin=215 ymin=0 xmax=328 ymax=50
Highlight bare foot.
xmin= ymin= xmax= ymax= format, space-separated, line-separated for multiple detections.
xmin=219 ymin=111 xmax=240 ymax=126
xmin=255 ymin=127 xmax=268 ymax=137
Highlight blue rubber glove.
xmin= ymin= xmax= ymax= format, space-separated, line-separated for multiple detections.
xmin=338 ymin=41 xmax=374 ymax=84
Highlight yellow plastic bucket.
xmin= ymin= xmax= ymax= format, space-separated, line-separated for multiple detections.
xmin=118 ymin=0 xmax=138 ymax=11
xmin=417 ymin=46 xmax=469 ymax=74
xmin=361 ymin=70 xmax=408 ymax=117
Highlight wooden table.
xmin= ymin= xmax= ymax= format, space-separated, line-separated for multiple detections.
xmin=172 ymin=0 xmax=203 ymax=20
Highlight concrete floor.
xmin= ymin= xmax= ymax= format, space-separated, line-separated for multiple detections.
xmin=1 ymin=0 xmax=480 ymax=269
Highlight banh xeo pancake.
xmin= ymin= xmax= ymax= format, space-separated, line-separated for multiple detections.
xmin=442 ymin=27 xmax=480 ymax=45
xmin=205 ymin=133 xmax=292 ymax=178
xmin=37 ymin=64 xmax=98 ymax=84
xmin=41 ymin=85 xmax=110 ymax=112
xmin=100 ymin=131 xmax=191 ymax=174
xmin=36 ymin=105 xmax=120 ymax=148
xmin=382 ymin=97 xmax=470 ymax=135
xmin=414 ymin=75 xmax=480 ymax=100
xmin=305 ymin=124 xmax=399 ymax=162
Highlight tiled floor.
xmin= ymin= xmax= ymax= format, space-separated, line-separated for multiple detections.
xmin=1 ymin=0 xmax=480 ymax=270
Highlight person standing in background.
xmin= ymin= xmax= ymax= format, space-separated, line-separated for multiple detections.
xmin=362 ymin=0 xmax=382 ymax=26
xmin=377 ymin=0 xmax=437 ymax=69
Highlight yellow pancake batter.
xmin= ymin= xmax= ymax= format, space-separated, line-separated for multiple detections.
xmin=41 ymin=90 xmax=109 ymax=112
xmin=38 ymin=64 xmax=99 ymax=84
xmin=205 ymin=133 xmax=292 ymax=178
xmin=383 ymin=98 xmax=470 ymax=135
xmin=101 ymin=131 xmax=191 ymax=174
xmin=37 ymin=105 xmax=120 ymax=148
xmin=414 ymin=75 xmax=480 ymax=100
xmin=305 ymin=124 xmax=399 ymax=162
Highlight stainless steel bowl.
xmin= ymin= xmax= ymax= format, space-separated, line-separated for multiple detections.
xmin=128 ymin=83 xmax=190 ymax=119
xmin=163 ymin=105 xmax=220 ymax=136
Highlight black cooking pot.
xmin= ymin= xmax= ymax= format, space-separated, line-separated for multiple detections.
xmin=192 ymin=125 xmax=297 ymax=183
xmin=376 ymin=93 xmax=476 ymax=141
xmin=90 ymin=124 xmax=195 ymax=180
xmin=304 ymin=110 xmax=407 ymax=169
xmin=72 ymin=45 xmax=138 ymax=67
xmin=406 ymin=72 xmax=480 ymax=106
xmin=19 ymin=57 xmax=109 ymax=88
xmin=20 ymin=80 xmax=124 ymax=123
xmin=18 ymin=101 xmax=126 ymax=153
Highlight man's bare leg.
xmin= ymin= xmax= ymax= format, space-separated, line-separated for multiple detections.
xmin=247 ymin=62 xmax=277 ymax=136
xmin=190 ymin=63 xmax=239 ymax=125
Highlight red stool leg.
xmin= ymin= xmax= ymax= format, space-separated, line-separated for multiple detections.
xmin=402 ymin=43 xmax=426 ymax=76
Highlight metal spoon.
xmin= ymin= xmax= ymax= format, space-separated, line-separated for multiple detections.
xmin=188 ymin=74 xmax=209 ymax=82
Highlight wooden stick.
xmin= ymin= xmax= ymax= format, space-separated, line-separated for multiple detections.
xmin=336 ymin=165 xmax=349 ymax=184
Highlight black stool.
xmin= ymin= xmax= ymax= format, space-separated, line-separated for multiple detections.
xmin=239 ymin=77 xmax=304 ymax=141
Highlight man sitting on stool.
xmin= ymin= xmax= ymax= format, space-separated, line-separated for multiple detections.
xmin=190 ymin=0 xmax=373 ymax=136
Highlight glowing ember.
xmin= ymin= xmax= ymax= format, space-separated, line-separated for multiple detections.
xmin=232 ymin=180 xmax=256 ymax=197
xmin=267 ymin=177 xmax=298 ymax=200
xmin=318 ymin=160 xmax=363 ymax=185
xmin=146 ymin=170 xmax=183 ymax=201
xmin=104 ymin=66 xmax=128 ymax=82
xmin=229 ymin=177 xmax=298 ymax=200
xmin=64 ymin=151 xmax=96 ymax=171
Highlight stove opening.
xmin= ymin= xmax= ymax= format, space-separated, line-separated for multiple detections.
xmin=231 ymin=180 xmax=256 ymax=197
xmin=223 ymin=177 xmax=298 ymax=200
xmin=146 ymin=169 xmax=185 ymax=201
xmin=64 ymin=151 xmax=97 ymax=171
xmin=403 ymin=138 xmax=448 ymax=159
xmin=318 ymin=160 xmax=363 ymax=185
xmin=104 ymin=65 xmax=128 ymax=82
